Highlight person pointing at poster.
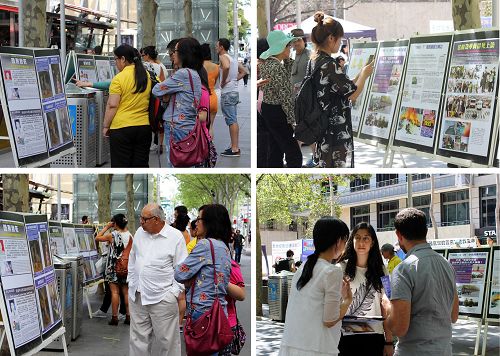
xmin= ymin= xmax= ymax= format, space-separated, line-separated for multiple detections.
xmin=381 ymin=208 xmax=459 ymax=356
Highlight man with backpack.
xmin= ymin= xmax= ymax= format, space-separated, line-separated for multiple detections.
xmin=128 ymin=203 xmax=188 ymax=355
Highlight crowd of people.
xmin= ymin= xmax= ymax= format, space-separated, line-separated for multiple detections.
xmin=92 ymin=203 xmax=248 ymax=355
xmin=278 ymin=207 xmax=459 ymax=356
xmin=257 ymin=11 xmax=374 ymax=168
xmin=75 ymin=38 xmax=249 ymax=168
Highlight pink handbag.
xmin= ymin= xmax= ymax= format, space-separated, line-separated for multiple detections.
xmin=169 ymin=70 xmax=209 ymax=167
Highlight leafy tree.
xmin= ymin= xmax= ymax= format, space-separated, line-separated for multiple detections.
xmin=227 ymin=0 xmax=251 ymax=41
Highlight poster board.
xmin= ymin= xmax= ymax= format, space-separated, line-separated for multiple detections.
xmin=428 ymin=237 xmax=476 ymax=249
xmin=75 ymin=54 xmax=98 ymax=83
xmin=71 ymin=224 xmax=98 ymax=284
xmin=448 ymin=247 xmax=491 ymax=318
xmin=359 ymin=40 xmax=409 ymax=145
xmin=434 ymin=249 xmax=448 ymax=258
xmin=436 ymin=29 xmax=499 ymax=165
xmin=271 ymin=240 xmax=302 ymax=268
xmin=48 ymin=221 xmax=66 ymax=256
xmin=61 ymin=223 xmax=78 ymax=255
xmin=63 ymin=51 xmax=77 ymax=84
xmin=94 ymin=55 xmax=114 ymax=83
xmin=487 ymin=246 xmax=499 ymax=319
xmin=347 ymin=41 xmax=379 ymax=135
xmin=392 ymin=34 xmax=453 ymax=154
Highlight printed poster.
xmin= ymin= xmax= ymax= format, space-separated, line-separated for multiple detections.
xmin=488 ymin=248 xmax=499 ymax=317
xmin=48 ymin=223 xmax=66 ymax=256
xmin=394 ymin=38 xmax=451 ymax=152
xmin=448 ymin=250 xmax=489 ymax=316
xmin=62 ymin=225 xmax=78 ymax=254
xmin=347 ymin=43 xmax=378 ymax=133
xmin=438 ymin=37 xmax=499 ymax=161
xmin=361 ymin=43 xmax=409 ymax=142
xmin=95 ymin=58 xmax=114 ymax=82
xmin=77 ymin=57 xmax=98 ymax=83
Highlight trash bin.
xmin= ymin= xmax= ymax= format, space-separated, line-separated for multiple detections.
xmin=268 ymin=274 xmax=288 ymax=322
xmin=59 ymin=255 xmax=84 ymax=340
xmin=46 ymin=257 xmax=72 ymax=349
xmin=94 ymin=90 xmax=110 ymax=166
xmin=51 ymin=85 xmax=97 ymax=167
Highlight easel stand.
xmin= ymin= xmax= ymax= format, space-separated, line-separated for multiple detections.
xmin=83 ymin=278 xmax=104 ymax=319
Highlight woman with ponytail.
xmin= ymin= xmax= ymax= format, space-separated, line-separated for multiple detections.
xmin=308 ymin=11 xmax=374 ymax=168
xmin=279 ymin=217 xmax=352 ymax=356
xmin=103 ymin=44 xmax=152 ymax=167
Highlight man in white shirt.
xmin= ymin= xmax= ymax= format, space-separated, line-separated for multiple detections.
xmin=128 ymin=203 xmax=188 ymax=356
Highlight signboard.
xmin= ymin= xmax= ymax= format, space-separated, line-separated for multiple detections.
xmin=436 ymin=30 xmax=499 ymax=165
xmin=428 ymin=237 xmax=476 ymax=249
xmin=488 ymin=247 xmax=499 ymax=318
xmin=393 ymin=34 xmax=452 ymax=153
xmin=359 ymin=40 xmax=409 ymax=144
xmin=448 ymin=248 xmax=490 ymax=317
xmin=301 ymin=239 xmax=314 ymax=262
xmin=347 ymin=41 xmax=379 ymax=134
xmin=271 ymin=240 xmax=302 ymax=268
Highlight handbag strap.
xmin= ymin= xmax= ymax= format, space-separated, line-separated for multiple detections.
xmin=169 ymin=69 xmax=200 ymax=138
xmin=188 ymin=238 xmax=219 ymax=310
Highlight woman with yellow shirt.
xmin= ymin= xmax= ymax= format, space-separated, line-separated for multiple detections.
xmin=201 ymin=43 xmax=220 ymax=138
xmin=103 ymin=44 xmax=152 ymax=167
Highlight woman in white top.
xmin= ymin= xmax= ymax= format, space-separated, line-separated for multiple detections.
xmin=338 ymin=222 xmax=393 ymax=356
xmin=279 ymin=217 xmax=353 ymax=356
xmin=96 ymin=213 xmax=133 ymax=326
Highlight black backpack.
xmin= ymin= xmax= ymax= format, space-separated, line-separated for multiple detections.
xmin=294 ymin=57 xmax=334 ymax=145
xmin=147 ymin=69 xmax=166 ymax=144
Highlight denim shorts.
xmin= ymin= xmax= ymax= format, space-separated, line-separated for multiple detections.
xmin=221 ymin=91 xmax=239 ymax=126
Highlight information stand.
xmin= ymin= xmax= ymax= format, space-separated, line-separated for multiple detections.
xmin=0 ymin=47 xmax=77 ymax=167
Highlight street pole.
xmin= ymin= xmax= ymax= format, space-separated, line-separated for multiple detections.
xmin=18 ymin=0 xmax=24 ymax=47
xmin=60 ymin=0 xmax=66 ymax=68
xmin=407 ymin=174 xmax=413 ymax=207
xmin=496 ymin=174 xmax=499 ymax=241
xmin=265 ymin=0 xmax=271 ymax=33
xmin=493 ymin=0 xmax=499 ymax=27
xmin=333 ymin=0 xmax=337 ymax=18
xmin=233 ymin=0 xmax=238 ymax=60
xmin=156 ymin=174 xmax=160 ymax=204
xmin=116 ymin=0 xmax=122 ymax=46
xmin=57 ymin=174 xmax=61 ymax=221
xmin=296 ymin=0 xmax=301 ymax=28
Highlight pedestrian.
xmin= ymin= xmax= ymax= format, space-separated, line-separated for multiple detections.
xmin=381 ymin=208 xmax=459 ymax=356
xmin=242 ymin=58 xmax=250 ymax=87
xmin=307 ymin=11 xmax=373 ymax=167
xmin=216 ymin=38 xmax=247 ymax=157
xmin=186 ymin=219 xmax=198 ymax=254
xmin=201 ymin=43 xmax=220 ymax=139
xmin=152 ymin=37 xmax=210 ymax=167
xmin=103 ymin=44 xmax=152 ymax=168
xmin=174 ymin=204 xmax=232 ymax=354
xmin=279 ymin=217 xmax=352 ymax=356
xmin=81 ymin=215 xmax=89 ymax=224
xmin=256 ymin=38 xmax=273 ymax=168
xmin=166 ymin=39 xmax=180 ymax=71
xmin=273 ymin=249 xmax=297 ymax=273
xmin=171 ymin=205 xmax=191 ymax=245
xmin=233 ymin=229 xmax=245 ymax=264
xmin=128 ymin=203 xmax=188 ymax=356
xmin=95 ymin=214 xmax=132 ymax=326
xmin=380 ymin=243 xmax=402 ymax=275
xmin=337 ymin=222 xmax=393 ymax=356
xmin=259 ymin=31 xmax=303 ymax=168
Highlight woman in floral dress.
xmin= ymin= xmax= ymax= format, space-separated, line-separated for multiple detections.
xmin=309 ymin=11 xmax=374 ymax=167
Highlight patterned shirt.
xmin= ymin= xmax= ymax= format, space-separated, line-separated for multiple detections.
xmin=174 ymin=238 xmax=231 ymax=314
xmin=259 ymin=57 xmax=295 ymax=125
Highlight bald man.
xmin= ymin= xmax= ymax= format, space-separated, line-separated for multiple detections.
xmin=127 ymin=203 xmax=188 ymax=356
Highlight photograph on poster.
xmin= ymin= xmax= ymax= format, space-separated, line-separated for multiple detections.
xmin=38 ymin=70 xmax=53 ymax=99
xmin=50 ymin=63 xmax=63 ymax=95
xmin=37 ymin=285 xmax=52 ymax=330
xmin=441 ymin=120 xmax=471 ymax=152
xmin=47 ymin=281 xmax=61 ymax=322
xmin=58 ymin=108 xmax=73 ymax=142
xmin=95 ymin=59 xmax=113 ymax=82
xmin=63 ymin=226 xmax=78 ymax=254
xmin=77 ymin=58 xmax=98 ymax=82
xmin=78 ymin=233 xmax=87 ymax=252
xmin=45 ymin=110 xmax=61 ymax=147
xmin=40 ymin=231 xmax=52 ymax=269
xmin=490 ymin=249 xmax=500 ymax=316
xmin=28 ymin=239 xmax=43 ymax=274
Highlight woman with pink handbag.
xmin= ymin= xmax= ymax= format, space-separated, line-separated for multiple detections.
xmin=174 ymin=204 xmax=232 ymax=356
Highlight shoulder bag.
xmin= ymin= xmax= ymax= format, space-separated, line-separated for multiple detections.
xmin=184 ymin=239 xmax=233 ymax=356
xmin=114 ymin=233 xmax=133 ymax=279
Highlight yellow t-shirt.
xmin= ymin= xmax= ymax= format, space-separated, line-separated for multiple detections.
xmin=109 ymin=65 xmax=151 ymax=129
xmin=186 ymin=238 xmax=197 ymax=254
xmin=387 ymin=255 xmax=402 ymax=274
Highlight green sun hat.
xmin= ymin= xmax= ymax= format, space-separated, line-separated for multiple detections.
xmin=259 ymin=31 xmax=298 ymax=60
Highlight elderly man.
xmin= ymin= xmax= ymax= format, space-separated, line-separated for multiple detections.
xmin=382 ymin=208 xmax=459 ymax=356
xmin=128 ymin=203 xmax=187 ymax=356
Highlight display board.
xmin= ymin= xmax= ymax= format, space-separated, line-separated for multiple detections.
xmin=487 ymin=246 xmax=499 ymax=319
xmin=271 ymin=240 xmax=302 ymax=268
xmin=75 ymin=54 xmax=98 ymax=83
xmin=48 ymin=221 xmax=65 ymax=256
xmin=347 ymin=42 xmax=379 ymax=134
xmin=393 ymin=34 xmax=453 ymax=153
xmin=62 ymin=223 xmax=99 ymax=284
xmin=359 ymin=40 xmax=409 ymax=144
xmin=436 ymin=30 xmax=499 ymax=165
xmin=434 ymin=249 xmax=448 ymax=258
xmin=448 ymin=248 xmax=491 ymax=318
xmin=63 ymin=51 xmax=76 ymax=84
xmin=61 ymin=223 xmax=78 ymax=255
xmin=94 ymin=55 xmax=114 ymax=83
xmin=428 ymin=237 xmax=476 ymax=249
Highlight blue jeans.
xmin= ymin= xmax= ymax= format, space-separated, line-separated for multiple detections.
xmin=221 ymin=92 xmax=239 ymax=126
xmin=234 ymin=246 xmax=242 ymax=263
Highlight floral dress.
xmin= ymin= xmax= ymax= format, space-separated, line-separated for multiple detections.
xmin=105 ymin=230 xmax=132 ymax=284
xmin=312 ymin=51 xmax=357 ymax=168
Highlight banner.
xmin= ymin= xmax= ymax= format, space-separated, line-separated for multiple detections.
xmin=301 ymin=239 xmax=314 ymax=262
xmin=271 ymin=240 xmax=302 ymax=267
xmin=428 ymin=237 xmax=476 ymax=249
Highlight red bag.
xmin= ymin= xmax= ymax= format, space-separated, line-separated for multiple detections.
xmin=184 ymin=239 xmax=233 ymax=356
xmin=114 ymin=235 xmax=132 ymax=279
xmin=169 ymin=70 xmax=210 ymax=167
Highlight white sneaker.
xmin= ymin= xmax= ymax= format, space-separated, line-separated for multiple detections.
xmin=150 ymin=143 xmax=158 ymax=151
xmin=118 ymin=314 xmax=126 ymax=321
xmin=92 ymin=310 xmax=107 ymax=318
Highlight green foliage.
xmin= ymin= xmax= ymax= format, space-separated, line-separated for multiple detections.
xmin=227 ymin=0 xmax=251 ymax=41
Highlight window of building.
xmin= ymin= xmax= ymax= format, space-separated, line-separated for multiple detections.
xmin=412 ymin=195 xmax=432 ymax=226
xmin=351 ymin=205 xmax=370 ymax=229
xmin=441 ymin=190 xmax=469 ymax=226
xmin=376 ymin=174 xmax=399 ymax=187
xmin=350 ymin=177 xmax=371 ymax=192
xmin=411 ymin=174 xmax=430 ymax=181
xmin=480 ymin=185 xmax=496 ymax=228
xmin=377 ymin=200 xmax=399 ymax=231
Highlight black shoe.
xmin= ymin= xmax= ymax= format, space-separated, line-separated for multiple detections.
xmin=220 ymin=148 xmax=241 ymax=157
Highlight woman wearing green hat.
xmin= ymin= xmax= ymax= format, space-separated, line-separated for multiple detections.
xmin=259 ymin=31 xmax=303 ymax=168
xmin=309 ymin=11 xmax=374 ymax=168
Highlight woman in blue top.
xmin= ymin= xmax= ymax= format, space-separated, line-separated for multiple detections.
xmin=152 ymin=37 xmax=211 ymax=167
xmin=174 ymin=204 xmax=232 ymax=354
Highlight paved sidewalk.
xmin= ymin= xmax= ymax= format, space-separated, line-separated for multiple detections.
xmin=256 ymin=305 xmax=500 ymax=355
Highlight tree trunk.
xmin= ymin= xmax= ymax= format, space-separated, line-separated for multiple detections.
xmin=452 ymin=0 xmax=481 ymax=30
xmin=2 ymin=175 xmax=29 ymax=212
xmin=329 ymin=176 xmax=334 ymax=216
xmin=126 ymin=174 xmax=136 ymax=234
xmin=96 ymin=174 xmax=113 ymax=224
xmin=256 ymin=205 xmax=263 ymax=316
xmin=184 ymin=0 xmax=193 ymax=37
xmin=22 ymin=0 xmax=48 ymax=47
xmin=496 ymin=175 xmax=499 ymax=242
xmin=430 ymin=175 xmax=438 ymax=239
xmin=257 ymin=0 xmax=268 ymax=38
xmin=137 ymin=0 xmax=158 ymax=50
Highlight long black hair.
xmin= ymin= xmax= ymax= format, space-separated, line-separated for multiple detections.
xmin=114 ymin=44 xmax=148 ymax=94
xmin=340 ymin=222 xmax=385 ymax=292
xmin=173 ymin=213 xmax=190 ymax=232
xmin=176 ymin=37 xmax=211 ymax=95
xmin=296 ymin=217 xmax=349 ymax=290
xmin=199 ymin=204 xmax=231 ymax=246
xmin=111 ymin=213 xmax=128 ymax=230
xmin=142 ymin=45 xmax=159 ymax=60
